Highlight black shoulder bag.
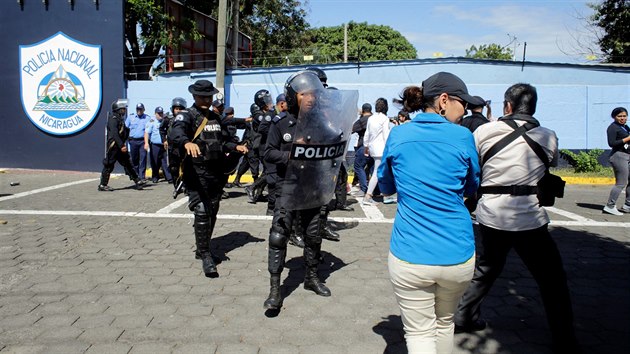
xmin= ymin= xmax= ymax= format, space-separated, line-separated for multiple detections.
xmin=479 ymin=119 xmax=565 ymax=207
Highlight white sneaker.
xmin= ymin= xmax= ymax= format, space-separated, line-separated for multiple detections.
xmin=603 ymin=206 xmax=623 ymax=216
xmin=362 ymin=196 xmax=377 ymax=205
xmin=383 ymin=195 xmax=397 ymax=204
xmin=620 ymin=205 xmax=630 ymax=213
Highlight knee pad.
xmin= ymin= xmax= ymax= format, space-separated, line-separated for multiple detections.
xmin=193 ymin=202 xmax=210 ymax=222
xmin=269 ymin=230 xmax=288 ymax=249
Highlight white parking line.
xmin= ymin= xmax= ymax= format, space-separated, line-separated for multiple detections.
xmin=0 ymin=209 xmax=627 ymax=227
xmin=155 ymin=198 xmax=189 ymax=214
xmin=0 ymin=178 xmax=99 ymax=202
xmin=545 ymin=207 xmax=595 ymax=222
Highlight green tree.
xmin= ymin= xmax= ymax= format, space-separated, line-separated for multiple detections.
xmin=238 ymin=0 xmax=311 ymax=67
xmin=465 ymin=43 xmax=513 ymax=60
xmin=294 ymin=22 xmax=417 ymax=65
xmin=125 ymin=0 xmax=205 ymax=80
xmin=589 ymin=0 xmax=630 ymax=63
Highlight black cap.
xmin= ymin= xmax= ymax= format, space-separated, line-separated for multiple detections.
xmin=188 ymin=80 xmax=219 ymax=96
xmin=468 ymin=96 xmax=487 ymax=109
xmin=276 ymin=94 xmax=286 ymax=103
xmin=224 ymin=107 xmax=234 ymax=115
xmin=361 ymin=103 xmax=372 ymax=112
xmin=155 ymin=106 xmax=164 ymax=114
xmin=422 ymin=72 xmax=485 ymax=106
xmin=212 ymin=99 xmax=224 ymax=108
xmin=136 ymin=103 xmax=145 ymax=110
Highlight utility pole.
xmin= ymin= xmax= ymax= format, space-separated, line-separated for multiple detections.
xmin=344 ymin=23 xmax=348 ymax=62
xmin=216 ymin=0 xmax=227 ymax=95
xmin=231 ymin=0 xmax=240 ymax=68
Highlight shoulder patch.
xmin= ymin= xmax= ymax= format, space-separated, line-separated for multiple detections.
xmin=283 ymin=133 xmax=292 ymax=142
xmin=257 ymin=115 xmax=264 ymax=122
xmin=175 ymin=114 xmax=185 ymax=121
xmin=264 ymin=115 xmax=272 ymax=122
xmin=149 ymin=119 xmax=155 ymax=123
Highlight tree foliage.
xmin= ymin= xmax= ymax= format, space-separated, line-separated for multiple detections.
xmin=465 ymin=43 xmax=513 ymax=60
xmin=294 ymin=22 xmax=417 ymax=65
xmin=125 ymin=0 xmax=205 ymax=79
xmin=238 ymin=0 xmax=310 ymax=67
xmin=588 ymin=0 xmax=630 ymax=63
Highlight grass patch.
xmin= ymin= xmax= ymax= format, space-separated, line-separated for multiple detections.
xmin=551 ymin=167 xmax=613 ymax=178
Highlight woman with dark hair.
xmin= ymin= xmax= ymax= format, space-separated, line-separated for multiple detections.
xmin=603 ymin=106 xmax=630 ymax=215
xmin=378 ymin=72 xmax=483 ymax=353
xmin=363 ymin=97 xmax=391 ymax=205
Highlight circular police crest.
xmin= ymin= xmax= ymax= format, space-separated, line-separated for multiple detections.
xmin=175 ymin=114 xmax=185 ymax=121
xmin=283 ymin=133 xmax=292 ymax=142
xmin=265 ymin=115 xmax=272 ymax=122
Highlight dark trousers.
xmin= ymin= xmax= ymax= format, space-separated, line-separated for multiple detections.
xmin=353 ymin=146 xmax=373 ymax=193
xmin=128 ymin=139 xmax=147 ymax=179
xmin=455 ymin=224 xmax=577 ymax=348
xmin=149 ymin=143 xmax=172 ymax=181
xmin=329 ymin=163 xmax=348 ymax=209
xmin=100 ymin=147 xmax=138 ymax=186
xmin=236 ymin=148 xmax=260 ymax=179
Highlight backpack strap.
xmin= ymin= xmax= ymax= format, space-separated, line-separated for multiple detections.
xmin=481 ymin=120 xmax=537 ymax=166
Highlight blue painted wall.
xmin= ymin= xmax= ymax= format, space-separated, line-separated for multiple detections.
xmin=129 ymin=58 xmax=629 ymax=152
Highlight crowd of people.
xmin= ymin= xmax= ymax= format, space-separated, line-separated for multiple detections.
xmin=96 ymin=67 xmax=630 ymax=353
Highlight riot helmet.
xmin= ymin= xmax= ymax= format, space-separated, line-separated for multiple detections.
xmin=171 ymin=97 xmax=187 ymax=110
xmin=111 ymin=98 xmax=128 ymax=113
xmin=254 ymin=89 xmax=273 ymax=110
xmin=284 ymin=71 xmax=325 ymax=114
xmin=250 ymin=103 xmax=259 ymax=116
xmin=304 ymin=67 xmax=328 ymax=87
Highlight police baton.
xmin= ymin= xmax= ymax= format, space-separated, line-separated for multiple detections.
xmin=172 ymin=179 xmax=185 ymax=199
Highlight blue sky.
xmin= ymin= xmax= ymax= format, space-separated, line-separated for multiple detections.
xmin=306 ymin=0 xmax=599 ymax=63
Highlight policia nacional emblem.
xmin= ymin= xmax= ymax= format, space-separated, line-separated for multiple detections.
xmin=19 ymin=32 xmax=102 ymax=136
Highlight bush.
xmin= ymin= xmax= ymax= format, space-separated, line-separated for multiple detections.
xmin=560 ymin=149 xmax=604 ymax=173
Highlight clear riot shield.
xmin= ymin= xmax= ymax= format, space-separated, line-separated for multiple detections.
xmin=282 ymin=88 xmax=359 ymax=210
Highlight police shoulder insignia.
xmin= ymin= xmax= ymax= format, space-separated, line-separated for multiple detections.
xmin=149 ymin=119 xmax=155 ymax=123
xmin=175 ymin=114 xmax=185 ymax=121
xmin=257 ymin=115 xmax=264 ymax=122
xmin=283 ymin=133 xmax=292 ymax=142
xmin=265 ymin=115 xmax=272 ymax=122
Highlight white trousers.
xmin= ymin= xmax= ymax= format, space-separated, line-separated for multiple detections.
xmin=388 ymin=252 xmax=475 ymax=354
xmin=366 ymin=157 xmax=381 ymax=195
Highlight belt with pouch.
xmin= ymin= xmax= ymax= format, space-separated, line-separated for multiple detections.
xmin=478 ymin=185 xmax=538 ymax=196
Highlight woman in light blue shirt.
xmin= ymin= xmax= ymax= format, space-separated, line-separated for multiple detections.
xmin=378 ymin=72 xmax=482 ymax=353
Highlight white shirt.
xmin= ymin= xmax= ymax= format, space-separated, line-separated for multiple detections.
xmin=363 ymin=112 xmax=390 ymax=158
xmin=474 ymin=119 xmax=559 ymax=231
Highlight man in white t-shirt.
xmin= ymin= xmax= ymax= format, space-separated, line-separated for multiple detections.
xmin=454 ymin=83 xmax=579 ymax=353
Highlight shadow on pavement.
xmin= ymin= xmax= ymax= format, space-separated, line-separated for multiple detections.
xmin=373 ymin=227 xmax=630 ymax=354
xmin=372 ymin=314 xmax=407 ymax=354
xmin=210 ymin=231 xmax=264 ymax=262
xmin=576 ymin=202 xmax=605 ymax=211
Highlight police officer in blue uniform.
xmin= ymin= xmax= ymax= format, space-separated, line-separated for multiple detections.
xmin=145 ymin=106 xmax=172 ymax=183
xmin=98 ymin=99 xmax=146 ymax=191
xmin=170 ymin=80 xmax=248 ymax=278
xmin=126 ymin=103 xmax=149 ymax=181
xmin=263 ymin=71 xmax=335 ymax=310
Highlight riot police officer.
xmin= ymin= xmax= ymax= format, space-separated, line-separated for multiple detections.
xmin=170 ymin=80 xmax=248 ymax=278
xmin=263 ymin=71 xmax=358 ymax=310
xmin=163 ymin=97 xmax=187 ymax=194
xmin=98 ymin=99 xmax=146 ymax=191
xmin=245 ymin=89 xmax=274 ymax=205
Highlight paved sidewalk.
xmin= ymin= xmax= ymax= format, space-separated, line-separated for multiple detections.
xmin=0 ymin=169 xmax=628 ymax=353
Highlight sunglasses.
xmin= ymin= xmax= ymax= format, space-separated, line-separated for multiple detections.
xmin=450 ymin=96 xmax=468 ymax=111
